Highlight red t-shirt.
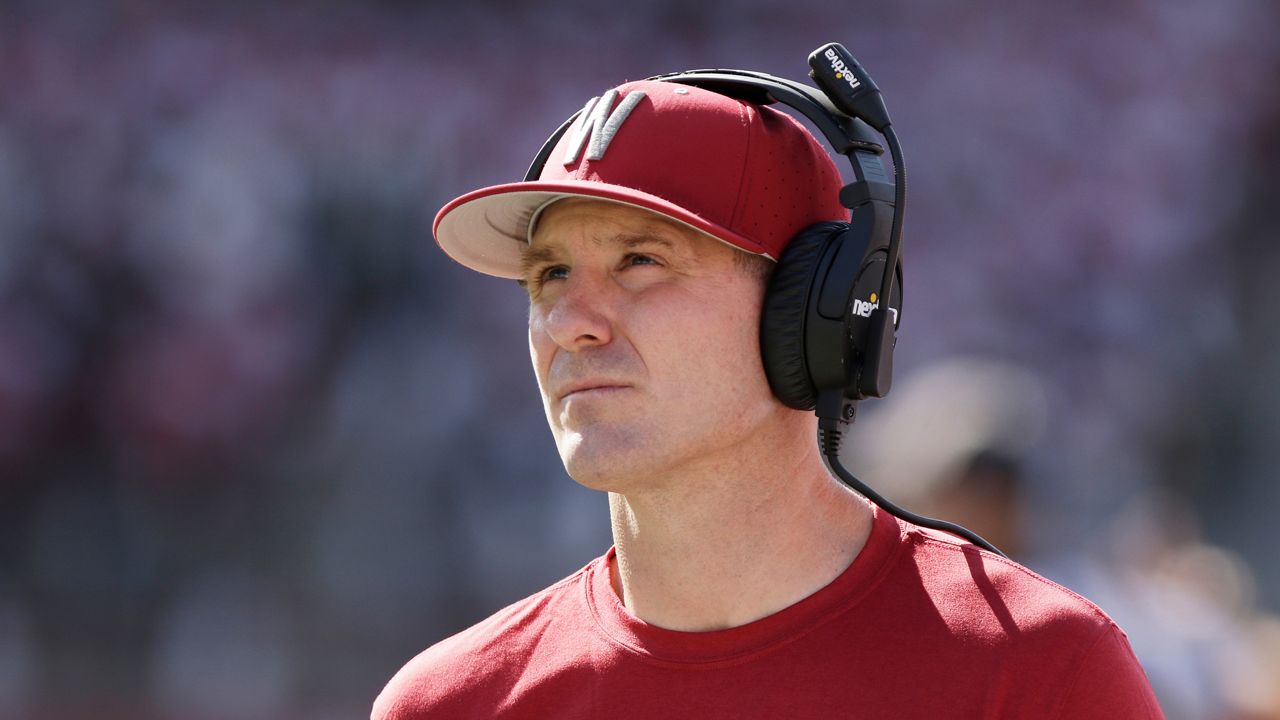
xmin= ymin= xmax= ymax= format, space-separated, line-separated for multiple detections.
xmin=373 ymin=507 xmax=1164 ymax=719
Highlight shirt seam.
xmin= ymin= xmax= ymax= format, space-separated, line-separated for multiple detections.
xmin=912 ymin=534 xmax=1114 ymax=622
xmin=1046 ymin=621 xmax=1121 ymax=720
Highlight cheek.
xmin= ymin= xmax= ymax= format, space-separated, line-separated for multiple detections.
xmin=706 ymin=294 xmax=771 ymax=399
xmin=648 ymin=288 xmax=765 ymax=392
xmin=528 ymin=317 xmax=555 ymax=397
xmin=704 ymin=327 xmax=765 ymax=394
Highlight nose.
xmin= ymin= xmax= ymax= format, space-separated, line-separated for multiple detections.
xmin=538 ymin=274 xmax=614 ymax=351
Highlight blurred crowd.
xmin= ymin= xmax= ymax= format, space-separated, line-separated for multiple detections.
xmin=0 ymin=1 xmax=1277 ymax=718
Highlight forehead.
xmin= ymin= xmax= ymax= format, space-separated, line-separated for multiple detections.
xmin=527 ymin=198 xmax=732 ymax=257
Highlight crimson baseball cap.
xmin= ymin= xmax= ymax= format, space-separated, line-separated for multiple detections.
xmin=433 ymin=79 xmax=849 ymax=279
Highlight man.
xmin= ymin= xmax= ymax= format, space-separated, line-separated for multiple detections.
xmin=373 ymin=77 xmax=1164 ymax=718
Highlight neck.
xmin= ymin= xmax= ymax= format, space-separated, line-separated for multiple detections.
xmin=606 ymin=435 xmax=873 ymax=632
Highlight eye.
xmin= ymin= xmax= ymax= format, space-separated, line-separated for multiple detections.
xmin=542 ymin=265 xmax=569 ymax=282
xmin=518 ymin=264 xmax=567 ymax=294
xmin=525 ymin=264 xmax=567 ymax=291
xmin=623 ymin=253 xmax=661 ymax=268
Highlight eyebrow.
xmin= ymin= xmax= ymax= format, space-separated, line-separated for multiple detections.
xmin=519 ymin=232 xmax=678 ymax=277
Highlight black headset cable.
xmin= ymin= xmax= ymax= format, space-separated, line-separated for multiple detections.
xmin=817 ymin=423 xmax=1008 ymax=558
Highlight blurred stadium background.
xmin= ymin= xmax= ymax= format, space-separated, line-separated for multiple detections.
xmin=1 ymin=0 xmax=1278 ymax=718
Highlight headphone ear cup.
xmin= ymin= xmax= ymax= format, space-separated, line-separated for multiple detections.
xmin=760 ymin=222 xmax=850 ymax=410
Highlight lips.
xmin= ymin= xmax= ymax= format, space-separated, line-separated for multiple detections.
xmin=556 ymin=380 xmax=632 ymax=402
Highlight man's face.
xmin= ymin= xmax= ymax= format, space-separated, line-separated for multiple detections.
xmin=524 ymin=199 xmax=784 ymax=492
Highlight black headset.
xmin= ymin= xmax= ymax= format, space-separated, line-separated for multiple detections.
xmin=523 ymin=43 xmax=1005 ymax=557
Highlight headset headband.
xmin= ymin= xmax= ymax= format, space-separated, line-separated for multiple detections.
xmin=525 ymin=69 xmax=885 ymax=190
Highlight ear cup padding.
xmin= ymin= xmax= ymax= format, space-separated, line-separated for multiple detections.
xmin=760 ymin=222 xmax=849 ymax=410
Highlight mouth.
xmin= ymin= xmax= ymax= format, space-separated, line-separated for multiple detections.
xmin=558 ymin=383 xmax=631 ymax=402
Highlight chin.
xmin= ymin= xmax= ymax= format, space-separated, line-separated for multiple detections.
xmin=562 ymin=457 xmax=634 ymax=494
xmin=559 ymin=446 xmax=632 ymax=494
xmin=556 ymin=426 xmax=661 ymax=494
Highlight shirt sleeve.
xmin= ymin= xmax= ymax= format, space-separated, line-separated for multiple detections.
xmin=1053 ymin=623 xmax=1166 ymax=719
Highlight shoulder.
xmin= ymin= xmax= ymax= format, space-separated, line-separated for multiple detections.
xmin=890 ymin=522 xmax=1163 ymax=717
xmin=371 ymin=563 xmax=592 ymax=720
xmin=903 ymin=521 xmax=1118 ymax=637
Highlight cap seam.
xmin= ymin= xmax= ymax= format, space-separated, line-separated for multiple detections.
xmin=727 ymin=100 xmax=752 ymax=239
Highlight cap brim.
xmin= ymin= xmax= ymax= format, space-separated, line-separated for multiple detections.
xmin=433 ymin=180 xmax=773 ymax=279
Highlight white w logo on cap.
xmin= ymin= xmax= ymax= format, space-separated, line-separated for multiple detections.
xmin=562 ymin=89 xmax=647 ymax=166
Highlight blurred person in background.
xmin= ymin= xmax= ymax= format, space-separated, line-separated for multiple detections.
xmin=849 ymin=357 xmax=1280 ymax=720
